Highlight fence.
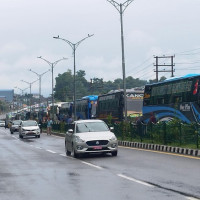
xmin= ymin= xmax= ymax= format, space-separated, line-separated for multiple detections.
xmin=112 ymin=121 xmax=199 ymax=149
xmin=41 ymin=121 xmax=200 ymax=149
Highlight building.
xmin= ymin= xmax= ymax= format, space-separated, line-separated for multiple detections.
xmin=0 ymin=90 xmax=14 ymax=102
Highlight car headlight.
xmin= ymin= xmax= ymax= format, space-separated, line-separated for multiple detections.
xmin=110 ymin=136 xmax=117 ymax=141
xmin=74 ymin=136 xmax=85 ymax=143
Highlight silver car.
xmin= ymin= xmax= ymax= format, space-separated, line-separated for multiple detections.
xmin=10 ymin=120 xmax=22 ymax=134
xmin=65 ymin=119 xmax=118 ymax=158
xmin=19 ymin=120 xmax=40 ymax=139
xmin=0 ymin=120 xmax=5 ymax=127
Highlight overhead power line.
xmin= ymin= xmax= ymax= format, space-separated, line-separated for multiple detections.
xmin=175 ymin=47 xmax=200 ymax=55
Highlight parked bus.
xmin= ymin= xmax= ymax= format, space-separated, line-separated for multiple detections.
xmin=97 ymin=88 xmax=144 ymax=121
xmin=142 ymin=74 xmax=200 ymax=123
xmin=76 ymin=95 xmax=98 ymax=119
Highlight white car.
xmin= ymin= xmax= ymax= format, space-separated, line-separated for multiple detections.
xmin=65 ymin=119 xmax=118 ymax=158
xmin=0 ymin=120 xmax=5 ymax=127
xmin=19 ymin=120 xmax=40 ymax=139
xmin=10 ymin=120 xmax=22 ymax=134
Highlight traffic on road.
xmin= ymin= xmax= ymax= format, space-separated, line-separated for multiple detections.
xmin=0 ymin=125 xmax=199 ymax=200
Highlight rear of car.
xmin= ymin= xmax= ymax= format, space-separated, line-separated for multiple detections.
xmin=10 ymin=120 xmax=22 ymax=134
xmin=19 ymin=120 xmax=40 ymax=139
xmin=0 ymin=120 xmax=5 ymax=127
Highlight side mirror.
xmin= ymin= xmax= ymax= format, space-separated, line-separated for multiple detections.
xmin=67 ymin=129 xmax=73 ymax=134
xmin=110 ymin=127 xmax=114 ymax=131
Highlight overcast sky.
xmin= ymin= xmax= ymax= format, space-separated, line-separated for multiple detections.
xmin=1 ymin=0 xmax=200 ymax=97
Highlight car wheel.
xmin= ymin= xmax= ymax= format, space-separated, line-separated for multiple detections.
xmin=112 ymin=151 xmax=118 ymax=156
xmin=67 ymin=150 xmax=71 ymax=156
xmin=72 ymin=145 xmax=79 ymax=158
xmin=10 ymin=131 xmax=13 ymax=134
xmin=65 ymin=142 xmax=71 ymax=156
xmin=37 ymin=135 xmax=40 ymax=138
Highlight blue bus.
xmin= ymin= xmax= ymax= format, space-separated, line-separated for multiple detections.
xmin=142 ymin=74 xmax=200 ymax=123
xmin=76 ymin=95 xmax=98 ymax=119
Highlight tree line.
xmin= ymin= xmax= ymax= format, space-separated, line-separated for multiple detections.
xmin=54 ymin=69 xmax=166 ymax=102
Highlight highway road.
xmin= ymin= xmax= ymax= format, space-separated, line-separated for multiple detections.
xmin=0 ymin=127 xmax=199 ymax=200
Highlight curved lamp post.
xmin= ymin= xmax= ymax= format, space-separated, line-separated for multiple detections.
xmin=29 ymin=69 xmax=50 ymax=112
xmin=21 ymin=79 xmax=38 ymax=113
xmin=14 ymin=86 xmax=29 ymax=110
xmin=53 ymin=34 xmax=94 ymax=120
xmin=107 ymin=0 xmax=134 ymax=121
xmin=37 ymin=56 xmax=67 ymax=120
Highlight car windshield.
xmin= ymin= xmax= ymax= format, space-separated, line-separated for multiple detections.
xmin=76 ymin=122 xmax=109 ymax=133
xmin=12 ymin=120 xmax=21 ymax=125
xmin=22 ymin=121 xmax=38 ymax=127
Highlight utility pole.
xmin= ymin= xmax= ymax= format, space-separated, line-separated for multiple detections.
xmin=154 ymin=55 xmax=175 ymax=82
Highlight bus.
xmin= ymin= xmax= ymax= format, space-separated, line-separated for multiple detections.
xmin=97 ymin=88 xmax=144 ymax=121
xmin=142 ymin=74 xmax=200 ymax=123
xmin=76 ymin=95 xmax=98 ymax=119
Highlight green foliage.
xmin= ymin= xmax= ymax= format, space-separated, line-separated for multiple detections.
xmin=54 ymin=69 xmax=148 ymax=101
xmin=107 ymin=114 xmax=112 ymax=126
xmin=54 ymin=69 xmax=74 ymax=101
xmin=0 ymin=100 xmax=9 ymax=113
xmin=111 ymin=121 xmax=199 ymax=149
xmin=149 ymin=76 xmax=167 ymax=84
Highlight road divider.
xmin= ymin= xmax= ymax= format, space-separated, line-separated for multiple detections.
xmin=118 ymin=141 xmax=200 ymax=157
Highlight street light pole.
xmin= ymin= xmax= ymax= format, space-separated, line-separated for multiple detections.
xmin=21 ymin=79 xmax=38 ymax=113
xmin=107 ymin=0 xmax=134 ymax=121
xmin=37 ymin=56 xmax=67 ymax=121
xmin=53 ymin=34 xmax=94 ymax=120
xmin=14 ymin=86 xmax=29 ymax=109
xmin=29 ymin=69 xmax=50 ymax=112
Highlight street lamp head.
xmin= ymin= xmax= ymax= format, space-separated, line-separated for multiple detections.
xmin=53 ymin=35 xmax=59 ymax=39
xmin=88 ymin=34 xmax=94 ymax=37
xmin=37 ymin=56 xmax=42 ymax=58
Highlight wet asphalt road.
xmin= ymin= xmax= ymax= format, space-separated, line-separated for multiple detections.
xmin=0 ymin=127 xmax=199 ymax=200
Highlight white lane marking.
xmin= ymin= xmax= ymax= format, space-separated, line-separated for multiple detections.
xmin=186 ymin=197 xmax=200 ymax=200
xmin=46 ymin=150 xmax=56 ymax=154
xmin=81 ymin=161 xmax=103 ymax=170
xmin=117 ymin=174 xmax=154 ymax=188
xmin=60 ymin=154 xmax=76 ymax=160
xmin=35 ymin=146 xmax=42 ymax=149
xmin=60 ymin=153 xmax=75 ymax=159
xmin=12 ymin=136 xmax=19 ymax=140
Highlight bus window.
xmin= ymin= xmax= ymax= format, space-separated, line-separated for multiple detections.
xmin=174 ymin=96 xmax=182 ymax=103
xmin=157 ymin=98 xmax=164 ymax=104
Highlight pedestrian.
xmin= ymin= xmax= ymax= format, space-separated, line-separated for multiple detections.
xmin=67 ymin=116 xmax=73 ymax=124
xmin=150 ymin=112 xmax=156 ymax=124
xmin=39 ymin=118 xmax=43 ymax=134
xmin=47 ymin=117 xmax=53 ymax=135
